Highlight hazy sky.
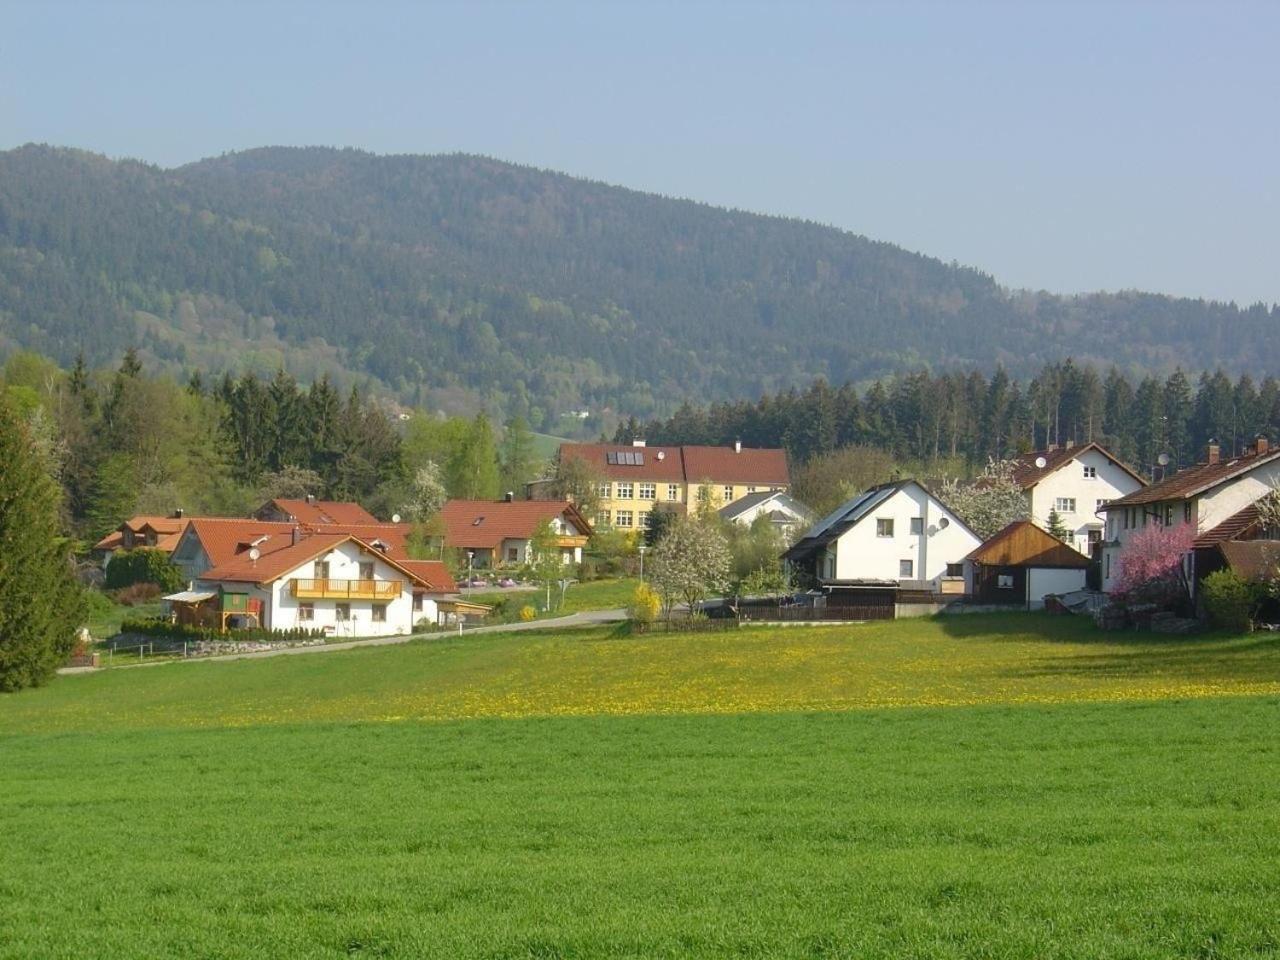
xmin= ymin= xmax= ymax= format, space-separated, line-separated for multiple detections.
xmin=3 ymin=0 xmax=1277 ymax=304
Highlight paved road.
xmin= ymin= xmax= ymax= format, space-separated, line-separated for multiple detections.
xmin=59 ymin=607 xmax=628 ymax=673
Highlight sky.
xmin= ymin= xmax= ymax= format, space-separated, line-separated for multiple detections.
xmin=2 ymin=0 xmax=1277 ymax=304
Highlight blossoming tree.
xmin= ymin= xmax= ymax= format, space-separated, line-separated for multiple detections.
xmin=1114 ymin=522 xmax=1196 ymax=602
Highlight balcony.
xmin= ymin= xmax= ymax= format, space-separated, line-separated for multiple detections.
xmin=290 ymin=578 xmax=403 ymax=600
xmin=556 ymin=535 xmax=589 ymax=549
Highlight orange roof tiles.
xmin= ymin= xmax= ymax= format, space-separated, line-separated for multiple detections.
xmin=1008 ymin=443 xmax=1144 ymax=490
xmin=263 ymin=498 xmax=379 ymax=524
xmin=681 ymin=445 xmax=790 ymax=485
xmin=439 ymin=500 xmax=592 ymax=550
xmin=93 ymin=515 xmax=192 ymax=553
xmin=200 ymin=531 xmax=444 ymax=591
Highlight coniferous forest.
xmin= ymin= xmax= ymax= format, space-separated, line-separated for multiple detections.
xmin=1 ymin=144 xmax=1277 ymax=429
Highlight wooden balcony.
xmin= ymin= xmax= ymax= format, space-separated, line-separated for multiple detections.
xmin=556 ymin=535 xmax=589 ymax=549
xmin=290 ymin=578 xmax=402 ymax=600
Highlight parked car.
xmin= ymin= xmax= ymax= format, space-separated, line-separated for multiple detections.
xmin=498 ymin=578 xmax=517 ymax=588
xmin=465 ymin=577 xmax=490 ymax=588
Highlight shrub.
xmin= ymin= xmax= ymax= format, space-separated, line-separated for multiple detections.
xmin=1201 ymin=569 xmax=1257 ymax=633
xmin=105 ymin=549 xmax=184 ymax=592
xmin=118 ymin=617 xmax=325 ymax=644
xmin=519 ymin=605 xmax=538 ymax=622
xmin=577 ymin=558 xmax=600 ymax=582
xmin=627 ymin=583 xmax=661 ymax=624
xmin=112 ymin=582 xmax=162 ymax=606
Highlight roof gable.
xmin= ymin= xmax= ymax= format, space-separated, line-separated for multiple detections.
xmin=965 ymin=520 xmax=1091 ymax=568
xmin=438 ymin=499 xmax=592 ymax=549
xmin=1106 ymin=447 xmax=1280 ymax=508
xmin=1009 ymin=443 xmax=1145 ymax=490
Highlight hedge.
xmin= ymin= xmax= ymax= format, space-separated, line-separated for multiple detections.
xmin=118 ymin=617 xmax=326 ymax=644
xmin=105 ymin=549 xmax=184 ymax=592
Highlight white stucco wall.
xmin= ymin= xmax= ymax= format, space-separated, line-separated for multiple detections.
xmin=829 ymin=484 xmax=981 ymax=586
xmin=1027 ymin=568 xmax=1087 ymax=609
xmin=1029 ymin=448 xmax=1143 ymax=553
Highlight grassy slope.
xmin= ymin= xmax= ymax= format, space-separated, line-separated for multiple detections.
xmin=5 ymin=615 xmax=1280 ymax=958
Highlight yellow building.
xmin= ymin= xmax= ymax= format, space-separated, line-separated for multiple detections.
xmin=558 ymin=440 xmax=791 ymax=530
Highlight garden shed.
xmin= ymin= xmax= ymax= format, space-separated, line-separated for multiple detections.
xmin=964 ymin=521 xmax=1090 ymax=609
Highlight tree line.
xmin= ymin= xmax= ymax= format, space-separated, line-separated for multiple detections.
xmin=619 ymin=360 xmax=1279 ymax=477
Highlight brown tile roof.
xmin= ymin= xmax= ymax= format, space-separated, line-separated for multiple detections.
xmin=1105 ymin=447 xmax=1280 ymax=508
xmin=964 ymin=520 xmax=1091 ymax=568
xmin=400 ymin=561 xmax=458 ymax=593
xmin=558 ymin=442 xmax=790 ymax=485
xmin=1008 ymin=442 xmax=1144 ymax=490
xmin=183 ymin=517 xmax=414 ymax=571
xmin=1217 ymin=540 xmax=1280 ymax=581
xmin=93 ymin=515 xmax=192 ymax=552
xmin=681 ymin=445 xmax=790 ymax=485
xmin=559 ymin=443 xmax=686 ymax=481
xmin=93 ymin=531 xmax=125 ymax=551
xmin=1193 ymin=503 xmax=1264 ymax=548
xmin=438 ymin=500 xmax=592 ymax=550
xmin=263 ymin=498 xmax=380 ymax=524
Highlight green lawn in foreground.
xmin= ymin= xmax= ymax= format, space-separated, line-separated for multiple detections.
xmin=4 ymin=615 xmax=1280 ymax=958
xmin=469 ymin=577 xmax=638 ymax=621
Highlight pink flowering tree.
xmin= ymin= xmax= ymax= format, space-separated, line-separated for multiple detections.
xmin=1114 ymin=522 xmax=1196 ymax=604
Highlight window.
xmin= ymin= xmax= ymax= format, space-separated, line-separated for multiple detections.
xmin=1184 ymin=502 xmax=1192 ymax=524
xmin=1087 ymin=529 xmax=1102 ymax=544
xmin=336 ymin=603 xmax=350 ymax=621
xmin=638 ymin=482 xmax=656 ymax=500
xmin=1083 ymin=465 xmax=1097 ymax=479
xmin=597 ymin=510 xmax=611 ymax=527
xmin=997 ymin=574 xmax=1014 ymax=589
xmin=945 ymin=563 xmax=963 ymax=578
xmin=1095 ymin=499 xmax=1108 ymax=513
xmin=640 ymin=511 xmax=653 ymax=529
xmin=358 ymin=561 xmax=374 ymax=581
xmin=412 ymin=594 xmax=422 ymax=612
xmin=910 ymin=517 xmax=924 ymax=535
xmin=616 ymin=482 xmax=634 ymax=499
xmin=507 ymin=547 xmax=519 ymax=563
xmin=1054 ymin=498 xmax=1077 ymax=513
xmin=667 ymin=484 xmax=680 ymax=501
xmin=597 ymin=482 xmax=612 ymax=499
xmin=899 ymin=559 xmax=914 ymax=578
xmin=747 ymin=486 xmax=757 ymax=494
xmin=371 ymin=603 xmax=387 ymax=623
xmin=1164 ymin=504 xmax=1173 ymax=526
xmin=313 ymin=560 xmax=330 ymax=579
xmin=723 ymin=485 xmax=735 ymax=503
xmin=876 ymin=518 xmax=894 ymax=538
xmin=616 ymin=510 xmax=634 ymax=528
xmin=297 ymin=603 xmax=314 ymax=622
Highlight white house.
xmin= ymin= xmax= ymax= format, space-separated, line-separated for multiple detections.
xmin=718 ymin=490 xmax=812 ymax=539
xmin=783 ymin=480 xmax=981 ymax=592
xmin=183 ymin=532 xmax=455 ymax=638
xmin=438 ymin=499 xmax=593 ymax=568
xmin=1008 ymin=442 xmax=1146 ymax=555
xmin=1100 ymin=438 xmax=1280 ymax=594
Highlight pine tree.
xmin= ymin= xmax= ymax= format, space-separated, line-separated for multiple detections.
xmin=499 ymin=415 xmax=540 ymax=497
xmin=0 ymin=400 xmax=83 ymax=691
xmin=1046 ymin=509 xmax=1070 ymax=542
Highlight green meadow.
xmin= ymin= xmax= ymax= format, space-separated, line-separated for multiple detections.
xmin=4 ymin=615 xmax=1280 ymax=958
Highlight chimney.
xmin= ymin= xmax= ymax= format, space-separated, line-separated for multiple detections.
xmin=171 ymin=508 xmax=184 ymax=519
xmin=504 ymin=491 xmax=515 ymax=502
xmin=734 ymin=440 xmax=742 ymax=454
xmin=1064 ymin=439 xmax=1075 ymax=449
xmin=1046 ymin=442 xmax=1058 ymax=453
xmin=632 ymin=438 xmax=646 ymax=447
xmin=305 ymin=493 xmax=317 ymax=505
xmin=1255 ymin=435 xmax=1270 ymax=457
xmin=1206 ymin=440 xmax=1220 ymax=465
xmin=292 ymin=525 xmax=302 ymax=546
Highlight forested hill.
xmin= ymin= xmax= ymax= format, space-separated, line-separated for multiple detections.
xmin=0 ymin=144 xmax=1273 ymax=425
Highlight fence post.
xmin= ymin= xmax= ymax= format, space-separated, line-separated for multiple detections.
xmin=183 ymin=641 xmax=188 ymax=658
xmin=139 ymin=645 xmax=144 ymax=661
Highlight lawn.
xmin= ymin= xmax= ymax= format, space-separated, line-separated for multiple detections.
xmin=469 ymin=577 xmax=639 ymax=621
xmin=4 ymin=614 xmax=1280 ymax=958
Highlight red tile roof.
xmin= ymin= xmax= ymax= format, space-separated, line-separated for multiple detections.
xmin=1193 ymin=503 xmax=1264 ymax=548
xmin=400 ymin=561 xmax=458 ymax=593
xmin=1217 ymin=540 xmax=1280 ymax=581
xmin=183 ymin=517 xmax=413 ymax=570
xmin=262 ymin=498 xmax=379 ymax=524
xmin=1105 ymin=447 xmax=1280 ymax=508
xmin=439 ymin=500 xmax=592 ymax=550
xmin=93 ymin=515 xmax=192 ymax=552
xmin=200 ymin=532 xmax=441 ymax=589
xmin=1008 ymin=443 xmax=1145 ymax=490
xmin=558 ymin=443 xmax=790 ymax=485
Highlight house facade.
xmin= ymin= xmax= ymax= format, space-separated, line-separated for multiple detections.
xmin=1008 ymin=442 xmax=1145 ymax=554
xmin=783 ymin=480 xmax=981 ymax=592
xmin=437 ymin=498 xmax=592 ymax=568
xmin=718 ymin=490 xmax=812 ymax=540
xmin=558 ymin=440 xmax=790 ymax=531
xmin=188 ymin=533 xmax=450 ymax=638
xmin=963 ymin=520 xmax=1090 ymax=608
xmin=1099 ymin=439 xmax=1280 ymax=594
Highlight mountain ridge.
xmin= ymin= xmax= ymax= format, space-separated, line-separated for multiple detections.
xmin=0 ymin=143 xmax=1272 ymax=427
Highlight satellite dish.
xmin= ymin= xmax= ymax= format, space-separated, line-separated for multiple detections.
xmin=657 ymin=451 xmax=666 ymax=460
xmin=1034 ymin=456 xmax=1048 ymax=469
xmin=1157 ymin=453 xmax=1170 ymax=466
xmin=939 ymin=517 xmax=950 ymax=529
xmin=391 ymin=514 xmax=402 ymax=524
xmin=248 ymin=547 xmax=261 ymax=562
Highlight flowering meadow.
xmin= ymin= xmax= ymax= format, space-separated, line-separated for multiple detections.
xmin=3 ymin=614 xmax=1280 ymax=957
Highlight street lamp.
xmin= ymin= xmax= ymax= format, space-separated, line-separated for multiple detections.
xmin=638 ymin=542 xmax=647 ymax=584
xmin=467 ymin=550 xmax=475 ymax=586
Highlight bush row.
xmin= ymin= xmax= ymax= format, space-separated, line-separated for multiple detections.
xmin=119 ymin=617 xmax=326 ymax=644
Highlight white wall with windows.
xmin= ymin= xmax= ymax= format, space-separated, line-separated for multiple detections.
xmin=1030 ymin=448 xmax=1143 ymax=553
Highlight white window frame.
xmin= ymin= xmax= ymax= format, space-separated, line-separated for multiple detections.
xmin=1054 ymin=497 xmax=1077 ymax=514
xmin=1082 ymin=465 xmax=1098 ymax=479
xmin=597 ymin=482 xmax=612 ymax=499
xmin=616 ymin=482 xmax=634 ymax=500
xmin=667 ymin=483 xmax=680 ymax=501
xmin=638 ymin=482 xmax=656 ymax=500
xmin=616 ymin=510 xmax=634 ymax=528
xmin=722 ymin=485 xmax=735 ymax=503
xmin=876 ymin=518 xmax=894 ymax=538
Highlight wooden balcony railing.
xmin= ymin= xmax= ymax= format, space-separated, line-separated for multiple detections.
xmin=556 ymin=535 xmax=589 ymax=549
xmin=290 ymin=578 xmax=402 ymax=600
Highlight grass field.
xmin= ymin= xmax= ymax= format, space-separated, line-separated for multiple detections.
xmin=469 ymin=577 xmax=639 ymax=621
xmin=5 ymin=615 xmax=1280 ymax=957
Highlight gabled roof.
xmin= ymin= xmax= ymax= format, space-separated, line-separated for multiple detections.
xmin=1217 ymin=540 xmax=1280 ymax=581
xmin=182 ymin=517 xmax=414 ymax=571
xmin=1104 ymin=446 xmax=1280 ymax=508
xmin=400 ymin=561 xmax=458 ymax=593
xmin=261 ymin=498 xmax=379 ymax=525
xmin=438 ymin=499 xmax=593 ymax=550
xmin=557 ymin=443 xmax=791 ymax=485
xmin=199 ymin=533 xmax=436 ymax=588
xmin=965 ymin=520 xmax=1091 ymax=568
xmin=93 ymin=515 xmax=192 ymax=552
xmin=1008 ymin=442 xmax=1145 ymax=490
xmin=718 ymin=490 xmax=811 ymax=523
